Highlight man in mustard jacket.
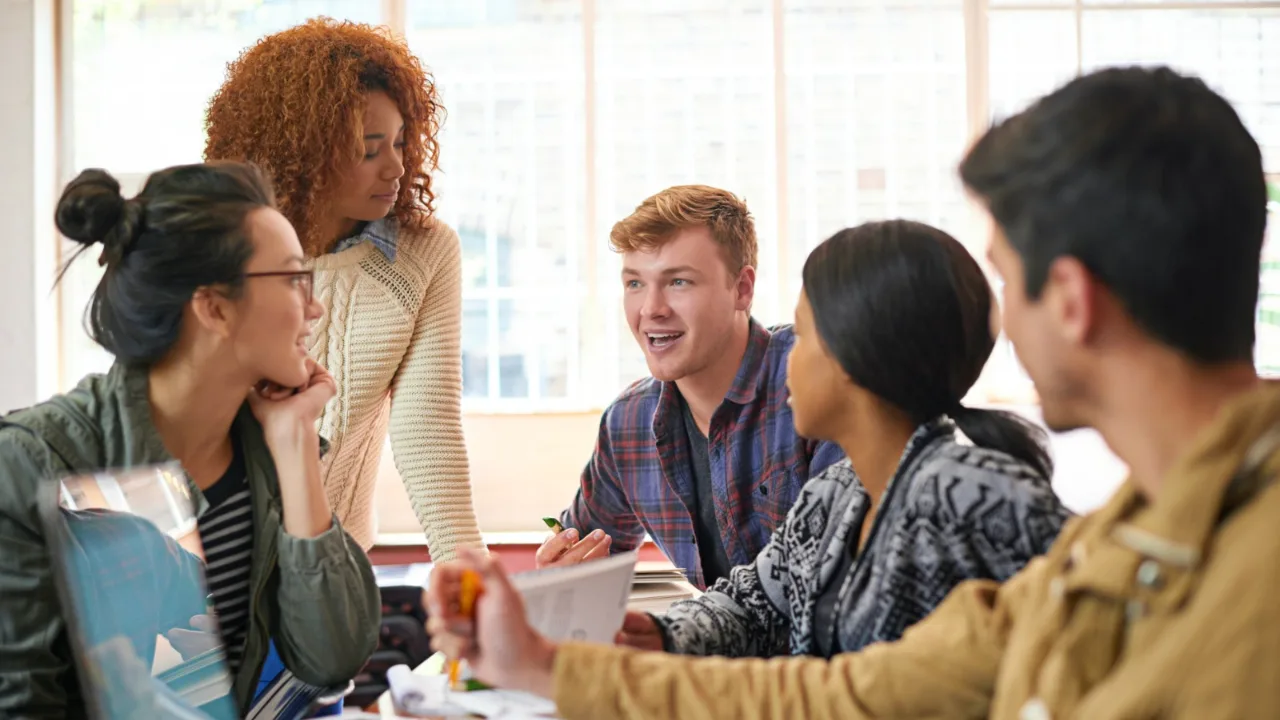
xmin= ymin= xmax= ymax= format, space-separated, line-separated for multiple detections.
xmin=426 ymin=65 xmax=1280 ymax=719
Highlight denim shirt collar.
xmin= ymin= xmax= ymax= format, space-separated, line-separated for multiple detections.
xmin=330 ymin=217 xmax=398 ymax=261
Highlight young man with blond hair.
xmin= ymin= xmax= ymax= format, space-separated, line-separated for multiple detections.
xmin=537 ymin=185 xmax=842 ymax=588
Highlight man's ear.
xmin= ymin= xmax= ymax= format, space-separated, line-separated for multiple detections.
xmin=734 ymin=265 xmax=756 ymax=312
xmin=1045 ymin=256 xmax=1097 ymax=346
xmin=189 ymin=286 xmax=236 ymax=339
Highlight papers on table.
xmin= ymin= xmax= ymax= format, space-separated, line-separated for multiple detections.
xmin=386 ymin=666 xmax=559 ymax=719
xmin=627 ymin=560 xmax=699 ymax=615
xmin=633 ymin=561 xmax=688 ymax=583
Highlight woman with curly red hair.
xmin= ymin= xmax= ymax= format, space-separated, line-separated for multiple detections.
xmin=205 ymin=18 xmax=483 ymax=560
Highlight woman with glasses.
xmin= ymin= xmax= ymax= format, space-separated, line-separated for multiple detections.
xmin=0 ymin=162 xmax=380 ymax=718
xmin=204 ymin=18 xmax=484 ymax=559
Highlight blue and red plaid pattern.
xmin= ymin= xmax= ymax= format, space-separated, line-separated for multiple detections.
xmin=561 ymin=321 xmax=844 ymax=589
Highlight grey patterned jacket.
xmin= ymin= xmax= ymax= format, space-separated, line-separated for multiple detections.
xmin=652 ymin=418 xmax=1069 ymax=658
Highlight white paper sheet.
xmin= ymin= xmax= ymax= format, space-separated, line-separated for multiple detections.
xmin=509 ymin=550 xmax=638 ymax=644
xmin=385 ymin=665 xmax=470 ymax=717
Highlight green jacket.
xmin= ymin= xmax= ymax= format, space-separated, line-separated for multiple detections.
xmin=0 ymin=364 xmax=382 ymax=718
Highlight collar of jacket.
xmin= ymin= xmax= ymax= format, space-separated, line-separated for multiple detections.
xmin=1058 ymin=380 xmax=1280 ymax=612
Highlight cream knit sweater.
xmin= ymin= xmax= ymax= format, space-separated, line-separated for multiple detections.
xmin=306 ymin=218 xmax=484 ymax=559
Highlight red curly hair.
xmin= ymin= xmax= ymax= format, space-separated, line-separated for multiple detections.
xmin=204 ymin=17 xmax=443 ymax=256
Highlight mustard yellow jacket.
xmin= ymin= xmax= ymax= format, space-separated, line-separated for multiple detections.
xmin=553 ymin=383 xmax=1280 ymax=719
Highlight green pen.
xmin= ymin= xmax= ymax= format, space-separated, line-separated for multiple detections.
xmin=542 ymin=517 xmax=565 ymax=533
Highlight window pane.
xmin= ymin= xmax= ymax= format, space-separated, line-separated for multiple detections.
xmin=71 ymin=0 xmax=381 ymax=174
xmin=1258 ymin=181 xmax=1280 ymax=375
xmin=1081 ymin=9 xmax=1280 ymax=173
xmin=493 ymin=298 xmax=575 ymax=400
xmin=613 ymin=303 xmax=651 ymax=395
xmin=65 ymin=1 xmax=382 ymax=388
xmin=594 ymin=0 xmax=780 ymax=328
xmin=407 ymin=2 xmax=585 ymax=295
xmin=1083 ymin=0 xmax=1262 ymax=5
xmin=462 ymin=298 xmax=490 ymax=398
xmin=988 ymin=11 xmax=1078 ymax=121
xmin=785 ymin=1 xmax=969 ymax=304
xmin=406 ymin=0 xmax=583 ymax=404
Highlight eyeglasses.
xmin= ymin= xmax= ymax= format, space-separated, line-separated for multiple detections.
xmin=244 ymin=269 xmax=315 ymax=303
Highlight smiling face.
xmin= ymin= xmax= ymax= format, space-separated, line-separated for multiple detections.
xmin=621 ymin=225 xmax=754 ymax=382
xmin=227 ymin=207 xmax=325 ymax=388
xmin=330 ymin=90 xmax=406 ymax=234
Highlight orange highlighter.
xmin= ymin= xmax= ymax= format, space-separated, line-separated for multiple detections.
xmin=448 ymin=569 xmax=484 ymax=690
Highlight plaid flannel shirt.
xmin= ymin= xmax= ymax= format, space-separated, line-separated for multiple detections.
xmin=561 ymin=320 xmax=845 ymax=589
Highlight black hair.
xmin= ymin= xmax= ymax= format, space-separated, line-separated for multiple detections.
xmin=960 ymin=66 xmax=1267 ymax=364
xmin=803 ymin=220 xmax=1053 ymax=478
xmin=55 ymin=161 xmax=275 ymax=366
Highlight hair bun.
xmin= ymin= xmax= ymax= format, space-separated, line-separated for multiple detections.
xmin=56 ymin=169 xmax=146 ymax=266
xmin=56 ymin=169 xmax=126 ymax=245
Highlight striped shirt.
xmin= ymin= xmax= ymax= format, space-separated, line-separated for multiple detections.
xmin=198 ymin=441 xmax=254 ymax=674
xmin=560 ymin=320 xmax=846 ymax=589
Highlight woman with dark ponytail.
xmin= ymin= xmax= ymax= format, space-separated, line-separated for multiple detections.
xmin=616 ymin=219 xmax=1069 ymax=659
xmin=799 ymin=220 xmax=1054 ymax=480
xmin=0 ymin=163 xmax=379 ymax=717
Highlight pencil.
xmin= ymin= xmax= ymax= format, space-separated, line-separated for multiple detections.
xmin=448 ymin=569 xmax=483 ymax=690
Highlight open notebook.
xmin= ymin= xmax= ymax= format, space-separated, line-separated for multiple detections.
xmin=37 ymin=463 xmax=333 ymax=720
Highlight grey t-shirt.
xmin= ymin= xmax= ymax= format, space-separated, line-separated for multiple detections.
xmin=679 ymin=398 xmax=735 ymax=587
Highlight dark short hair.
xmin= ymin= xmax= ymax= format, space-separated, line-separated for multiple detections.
xmin=803 ymin=220 xmax=1052 ymax=478
xmin=55 ymin=162 xmax=275 ymax=365
xmin=960 ymin=66 xmax=1268 ymax=364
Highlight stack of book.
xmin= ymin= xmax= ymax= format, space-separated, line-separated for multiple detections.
xmin=626 ymin=561 xmax=699 ymax=614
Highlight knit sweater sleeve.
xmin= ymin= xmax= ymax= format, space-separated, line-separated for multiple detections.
xmin=387 ymin=224 xmax=485 ymax=562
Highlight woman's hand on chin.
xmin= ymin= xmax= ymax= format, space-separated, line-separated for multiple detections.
xmin=251 ymin=358 xmax=336 ymax=537
xmin=249 ymin=358 xmax=336 ymax=443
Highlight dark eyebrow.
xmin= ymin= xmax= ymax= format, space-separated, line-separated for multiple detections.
xmin=365 ymin=125 xmax=406 ymax=141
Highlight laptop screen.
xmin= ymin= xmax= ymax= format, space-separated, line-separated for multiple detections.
xmin=38 ymin=463 xmax=240 ymax=720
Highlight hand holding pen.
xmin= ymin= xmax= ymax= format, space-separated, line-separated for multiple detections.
xmin=447 ymin=569 xmax=482 ymax=690
xmin=535 ymin=517 xmax=613 ymax=569
xmin=426 ymin=548 xmax=559 ymax=699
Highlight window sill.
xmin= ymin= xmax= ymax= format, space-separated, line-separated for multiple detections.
xmin=374 ymin=530 xmax=554 ymax=547
xmin=373 ymin=530 xmax=658 ymax=547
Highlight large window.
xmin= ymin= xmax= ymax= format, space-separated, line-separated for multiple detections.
xmin=62 ymin=0 xmax=1280 ymax=408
